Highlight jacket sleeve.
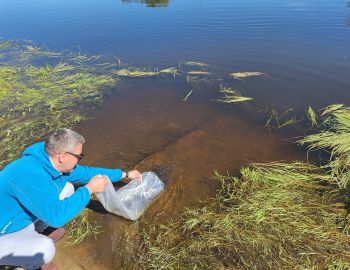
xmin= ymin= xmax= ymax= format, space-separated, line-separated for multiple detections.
xmin=68 ymin=164 xmax=123 ymax=184
xmin=9 ymin=169 xmax=91 ymax=228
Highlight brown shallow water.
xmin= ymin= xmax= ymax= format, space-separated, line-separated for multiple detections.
xmin=53 ymin=79 xmax=306 ymax=269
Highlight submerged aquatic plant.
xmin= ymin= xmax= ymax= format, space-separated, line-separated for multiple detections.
xmin=65 ymin=208 xmax=103 ymax=246
xmin=216 ymin=85 xmax=253 ymax=103
xmin=264 ymin=107 xmax=300 ymax=130
xmin=0 ymin=41 xmax=14 ymax=49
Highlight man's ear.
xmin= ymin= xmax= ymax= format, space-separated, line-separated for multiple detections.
xmin=57 ymin=153 xmax=66 ymax=163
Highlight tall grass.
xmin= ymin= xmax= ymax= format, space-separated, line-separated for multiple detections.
xmin=120 ymin=163 xmax=350 ymax=269
xmin=299 ymin=104 xmax=350 ymax=188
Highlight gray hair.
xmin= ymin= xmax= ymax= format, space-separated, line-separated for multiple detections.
xmin=45 ymin=128 xmax=85 ymax=156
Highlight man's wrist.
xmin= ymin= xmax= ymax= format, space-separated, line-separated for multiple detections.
xmin=85 ymin=184 xmax=93 ymax=195
xmin=124 ymin=171 xmax=129 ymax=179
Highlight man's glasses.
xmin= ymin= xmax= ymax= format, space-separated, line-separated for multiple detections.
xmin=65 ymin=152 xmax=84 ymax=162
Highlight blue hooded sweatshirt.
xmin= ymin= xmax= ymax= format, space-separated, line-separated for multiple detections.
xmin=0 ymin=142 xmax=123 ymax=236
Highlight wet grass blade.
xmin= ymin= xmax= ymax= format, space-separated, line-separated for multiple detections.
xmin=307 ymin=106 xmax=318 ymax=126
xmin=230 ymin=71 xmax=267 ymax=80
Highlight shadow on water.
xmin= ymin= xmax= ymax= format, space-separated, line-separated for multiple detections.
xmin=0 ymin=254 xmax=45 ymax=270
xmin=121 ymin=0 xmax=169 ymax=8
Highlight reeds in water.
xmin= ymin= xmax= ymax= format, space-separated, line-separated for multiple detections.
xmin=230 ymin=71 xmax=267 ymax=80
xmin=299 ymin=104 xmax=350 ymax=188
xmin=264 ymin=108 xmax=300 ymax=130
xmin=183 ymin=61 xmax=210 ymax=67
xmin=216 ymin=85 xmax=253 ymax=103
xmin=307 ymin=106 xmax=318 ymax=127
xmin=113 ymin=67 xmax=179 ymax=78
xmin=113 ymin=69 xmax=159 ymax=77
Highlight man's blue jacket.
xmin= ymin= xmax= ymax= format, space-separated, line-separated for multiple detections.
xmin=0 ymin=142 xmax=123 ymax=236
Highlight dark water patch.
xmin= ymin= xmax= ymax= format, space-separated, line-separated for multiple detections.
xmin=121 ymin=0 xmax=169 ymax=8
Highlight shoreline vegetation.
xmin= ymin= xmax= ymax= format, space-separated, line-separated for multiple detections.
xmin=0 ymin=40 xmax=118 ymax=167
xmin=1 ymin=40 xmax=350 ymax=269
xmin=119 ymin=105 xmax=350 ymax=269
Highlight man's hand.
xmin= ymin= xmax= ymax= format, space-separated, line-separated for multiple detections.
xmin=125 ymin=170 xmax=142 ymax=180
xmin=85 ymin=174 xmax=108 ymax=194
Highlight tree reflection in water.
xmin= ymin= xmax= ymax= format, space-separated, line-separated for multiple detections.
xmin=348 ymin=1 xmax=350 ymax=26
xmin=121 ymin=0 xmax=169 ymax=8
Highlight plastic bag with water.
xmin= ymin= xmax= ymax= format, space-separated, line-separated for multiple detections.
xmin=95 ymin=172 xmax=165 ymax=220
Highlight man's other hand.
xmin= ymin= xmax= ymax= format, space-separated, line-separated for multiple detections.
xmin=128 ymin=170 xmax=142 ymax=179
xmin=85 ymin=174 xmax=108 ymax=194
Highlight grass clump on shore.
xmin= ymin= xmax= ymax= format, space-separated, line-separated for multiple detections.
xmin=121 ymin=162 xmax=350 ymax=270
xmin=300 ymin=104 xmax=350 ymax=188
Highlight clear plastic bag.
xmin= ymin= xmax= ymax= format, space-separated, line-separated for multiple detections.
xmin=95 ymin=172 xmax=165 ymax=220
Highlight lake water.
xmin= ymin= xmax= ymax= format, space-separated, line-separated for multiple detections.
xmin=1 ymin=0 xmax=350 ymax=268
xmin=1 ymin=0 xmax=350 ymax=107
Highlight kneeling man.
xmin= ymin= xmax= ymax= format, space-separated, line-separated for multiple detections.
xmin=0 ymin=128 xmax=141 ymax=270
